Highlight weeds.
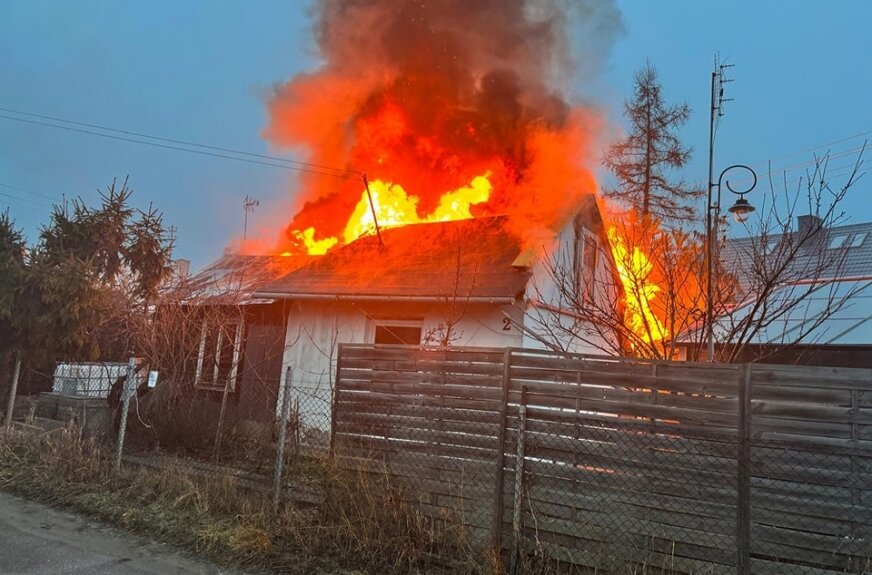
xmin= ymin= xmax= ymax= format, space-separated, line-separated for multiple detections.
xmin=0 ymin=426 xmax=480 ymax=574
xmin=0 ymin=424 xmax=684 ymax=575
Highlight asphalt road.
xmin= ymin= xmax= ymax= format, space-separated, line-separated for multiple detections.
xmin=0 ymin=492 xmax=249 ymax=575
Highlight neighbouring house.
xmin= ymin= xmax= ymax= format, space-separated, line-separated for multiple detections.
xmin=253 ymin=195 xmax=618 ymax=434
xmin=681 ymin=215 xmax=872 ymax=367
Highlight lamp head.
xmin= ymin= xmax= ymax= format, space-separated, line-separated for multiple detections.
xmin=728 ymin=197 xmax=755 ymax=223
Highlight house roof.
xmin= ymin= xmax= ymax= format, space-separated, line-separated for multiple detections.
xmin=708 ymin=218 xmax=872 ymax=346
xmin=184 ymin=253 xmax=310 ymax=305
xmin=722 ymin=218 xmax=872 ymax=292
xmin=255 ymin=216 xmax=529 ymax=302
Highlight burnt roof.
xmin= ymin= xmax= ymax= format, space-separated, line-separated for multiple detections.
xmin=255 ymin=216 xmax=529 ymax=302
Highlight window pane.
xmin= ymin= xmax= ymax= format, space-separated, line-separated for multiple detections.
xmin=582 ymin=235 xmax=597 ymax=302
xmin=201 ymin=328 xmax=219 ymax=384
xmin=374 ymin=325 xmax=422 ymax=345
xmin=216 ymin=324 xmax=238 ymax=388
xmin=828 ymin=235 xmax=847 ymax=249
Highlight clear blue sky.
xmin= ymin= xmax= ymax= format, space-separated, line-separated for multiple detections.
xmin=1 ymin=1 xmax=870 ymax=268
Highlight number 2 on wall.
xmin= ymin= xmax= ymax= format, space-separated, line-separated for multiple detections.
xmin=502 ymin=317 xmax=512 ymax=331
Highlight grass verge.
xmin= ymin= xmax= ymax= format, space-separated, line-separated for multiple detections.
xmin=0 ymin=425 xmax=481 ymax=575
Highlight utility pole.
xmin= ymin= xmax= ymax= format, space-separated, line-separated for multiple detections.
xmin=243 ymin=195 xmax=259 ymax=240
xmin=705 ymin=56 xmax=734 ymax=362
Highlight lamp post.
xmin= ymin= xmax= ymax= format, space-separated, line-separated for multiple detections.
xmin=705 ymin=164 xmax=757 ymax=362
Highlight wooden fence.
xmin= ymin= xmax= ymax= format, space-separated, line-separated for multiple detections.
xmin=331 ymin=344 xmax=872 ymax=575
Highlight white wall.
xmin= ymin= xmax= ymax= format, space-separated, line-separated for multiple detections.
xmin=521 ymin=219 xmax=619 ymax=355
xmin=277 ymin=300 xmax=523 ymax=433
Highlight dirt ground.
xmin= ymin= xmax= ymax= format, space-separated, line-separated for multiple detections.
xmin=0 ymin=492 xmax=253 ymax=575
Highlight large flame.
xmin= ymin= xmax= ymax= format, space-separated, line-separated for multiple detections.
xmin=260 ymin=0 xmax=610 ymax=257
xmin=342 ymin=174 xmax=491 ymax=246
xmin=607 ymin=226 xmax=668 ymax=345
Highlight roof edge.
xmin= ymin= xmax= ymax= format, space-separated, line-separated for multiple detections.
xmin=253 ymin=291 xmax=518 ymax=304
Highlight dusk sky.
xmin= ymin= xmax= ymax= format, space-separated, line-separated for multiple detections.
xmin=2 ymin=1 xmax=870 ymax=268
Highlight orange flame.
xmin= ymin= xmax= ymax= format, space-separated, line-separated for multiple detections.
xmin=283 ymin=173 xmax=492 ymax=255
xmin=607 ymin=226 xmax=668 ymax=345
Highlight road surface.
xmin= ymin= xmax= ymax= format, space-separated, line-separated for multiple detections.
xmin=0 ymin=492 xmax=249 ymax=574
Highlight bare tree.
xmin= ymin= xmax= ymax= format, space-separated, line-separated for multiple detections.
xmin=422 ymin=238 xmax=477 ymax=347
xmin=521 ymin=148 xmax=866 ymax=362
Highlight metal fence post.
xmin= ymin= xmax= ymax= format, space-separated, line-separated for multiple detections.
xmin=3 ymin=350 xmax=22 ymax=430
xmin=736 ymin=363 xmax=752 ymax=574
xmin=115 ymin=357 xmax=138 ymax=470
xmin=274 ymin=366 xmax=293 ymax=508
xmin=330 ymin=346 xmax=342 ymax=459
xmin=509 ymin=385 xmax=528 ymax=575
xmin=491 ymin=348 xmax=512 ymax=553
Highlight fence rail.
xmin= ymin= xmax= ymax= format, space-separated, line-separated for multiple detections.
xmin=333 ymin=344 xmax=872 ymax=574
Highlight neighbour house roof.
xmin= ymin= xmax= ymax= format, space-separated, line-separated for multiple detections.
xmin=184 ymin=253 xmax=310 ymax=305
xmin=721 ymin=218 xmax=872 ymax=291
xmin=712 ymin=217 xmax=872 ymax=346
xmin=255 ymin=216 xmax=530 ymax=303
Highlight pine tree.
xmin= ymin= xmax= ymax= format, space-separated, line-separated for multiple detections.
xmin=603 ymin=62 xmax=702 ymax=225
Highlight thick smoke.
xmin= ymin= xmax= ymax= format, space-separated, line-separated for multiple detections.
xmin=264 ymin=0 xmax=622 ymax=250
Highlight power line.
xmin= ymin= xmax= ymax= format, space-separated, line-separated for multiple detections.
xmin=0 ymin=109 xmax=359 ymax=180
xmin=0 ymin=181 xmax=60 ymax=203
xmin=0 ymin=189 xmax=49 ymax=208
xmin=0 ymin=106 xmax=359 ymax=177
xmin=740 ymin=145 xmax=867 ymax=185
xmin=731 ymin=162 xmax=866 ymax=191
xmin=747 ymin=129 xmax=872 ymax=170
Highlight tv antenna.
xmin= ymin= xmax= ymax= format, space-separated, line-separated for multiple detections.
xmin=243 ymin=195 xmax=259 ymax=239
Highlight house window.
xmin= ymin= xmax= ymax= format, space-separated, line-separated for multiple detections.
xmin=828 ymin=235 xmax=848 ymax=249
xmin=849 ymin=233 xmax=867 ymax=248
xmin=574 ymin=227 xmax=598 ymax=306
xmin=196 ymin=320 xmax=243 ymax=391
xmin=373 ymin=320 xmax=423 ymax=345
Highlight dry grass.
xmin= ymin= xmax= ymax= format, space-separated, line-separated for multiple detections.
xmin=0 ymin=425 xmax=482 ymax=574
xmin=0 ymin=425 xmax=702 ymax=575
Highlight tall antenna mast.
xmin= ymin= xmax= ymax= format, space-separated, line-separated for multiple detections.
xmin=705 ymin=55 xmax=735 ymax=362
xmin=243 ymin=195 xmax=259 ymax=240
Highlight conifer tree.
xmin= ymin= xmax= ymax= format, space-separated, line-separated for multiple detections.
xmin=603 ymin=62 xmax=702 ymax=224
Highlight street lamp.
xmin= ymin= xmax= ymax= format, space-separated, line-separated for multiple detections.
xmin=706 ymin=164 xmax=757 ymax=361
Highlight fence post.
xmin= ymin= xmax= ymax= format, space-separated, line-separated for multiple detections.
xmin=3 ymin=350 xmax=22 ymax=430
xmin=509 ymin=385 xmax=528 ymax=575
xmin=329 ymin=346 xmax=343 ymax=459
xmin=274 ymin=366 xmax=293 ymax=508
xmin=736 ymin=363 xmax=752 ymax=575
xmin=491 ymin=348 xmax=512 ymax=553
xmin=115 ymin=357 xmax=138 ymax=470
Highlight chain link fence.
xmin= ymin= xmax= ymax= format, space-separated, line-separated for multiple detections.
xmin=332 ymin=345 xmax=872 ymax=575
xmin=4 ymin=345 xmax=872 ymax=574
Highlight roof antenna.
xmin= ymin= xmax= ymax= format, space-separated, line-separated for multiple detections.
xmin=362 ymin=173 xmax=384 ymax=246
xmin=243 ymin=195 xmax=259 ymax=239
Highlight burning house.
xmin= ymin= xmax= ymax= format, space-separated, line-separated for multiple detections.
xmin=170 ymin=1 xmax=626 ymax=429
xmin=252 ymin=195 xmax=615 ymax=429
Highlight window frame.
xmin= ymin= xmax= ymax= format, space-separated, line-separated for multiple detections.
xmin=573 ymin=225 xmax=599 ymax=308
xmin=849 ymin=232 xmax=868 ymax=248
xmin=828 ymin=235 xmax=848 ymax=249
xmin=371 ymin=318 xmax=424 ymax=346
xmin=195 ymin=319 xmax=244 ymax=392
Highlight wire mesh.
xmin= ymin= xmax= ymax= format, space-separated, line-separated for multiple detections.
xmin=7 ymin=345 xmax=872 ymax=575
